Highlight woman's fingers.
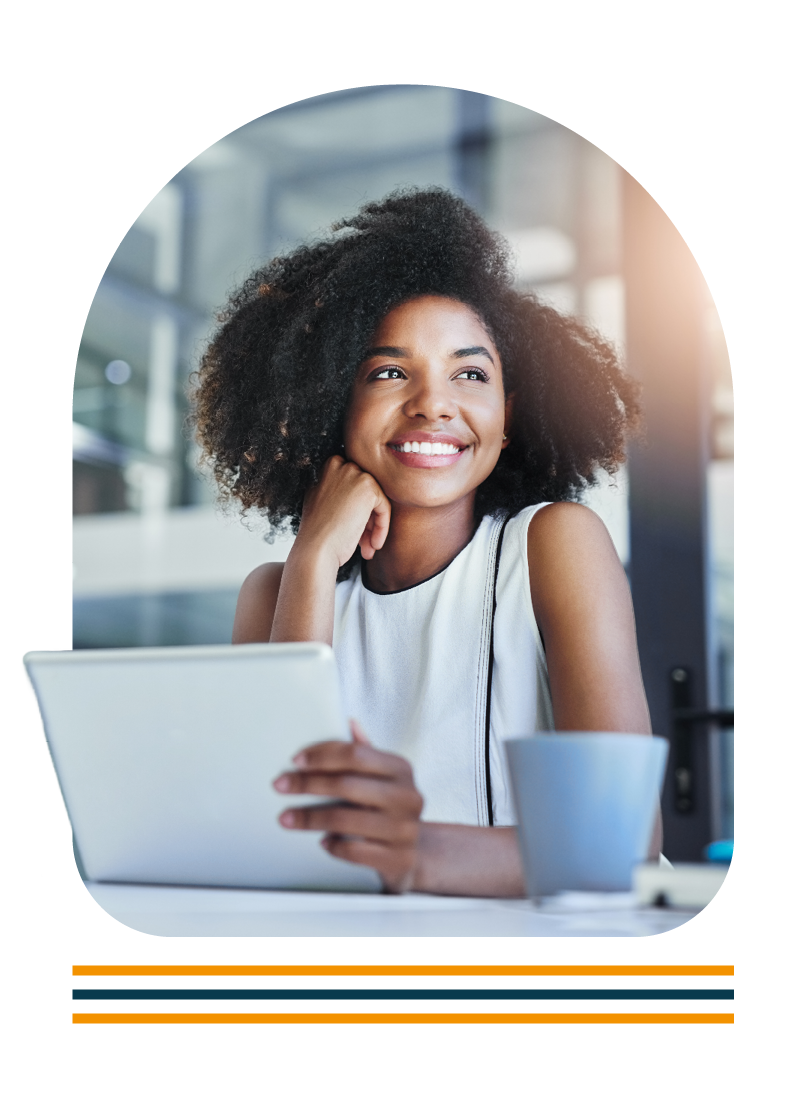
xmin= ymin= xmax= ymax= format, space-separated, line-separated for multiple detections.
xmin=358 ymin=527 xmax=377 ymax=561
xmin=279 ymin=804 xmax=419 ymax=844
xmin=298 ymin=456 xmax=391 ymax=568
xmin=289 ymin=737 xmax=414 ymax=781
xmin=350 ymin=718 xmax=369 ymax=745
xmin=356 ymin=480 xmax=391 ymax=559
xmin=368 ymin=491 xmax=392 ymax=553
xmin=274 ymin=770 xmax=422 ymax=813
xmin=274 ymin=727 xmax=423 ymax=893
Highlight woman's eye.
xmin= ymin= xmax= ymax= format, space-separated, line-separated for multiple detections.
xmin=454 ymin=369 xmax=489 ymax=382
xmin=372 ymin=367 xmax=406 ymax=380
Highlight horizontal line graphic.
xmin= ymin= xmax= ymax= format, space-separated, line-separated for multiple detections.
xmin=73 ymin=989 xmax=734 ymax=1001
xmin=73 ymin=965 xmax=734 ymax=977
xmin=73 ymin=1012 xmax=734 ymax=1025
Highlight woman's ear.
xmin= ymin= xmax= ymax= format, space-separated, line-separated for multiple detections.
xmin=502 ymin=393 xmax=515 ymax=447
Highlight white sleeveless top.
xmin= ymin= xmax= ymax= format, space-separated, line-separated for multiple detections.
xmin=333 ymin=505 xmax=554 ymax=826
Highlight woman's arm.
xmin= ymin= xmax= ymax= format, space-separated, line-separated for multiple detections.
xmin=412 ymin=823 xmax=525 ymax=896
xmin=232 ymin=455 xmax=391 ymax=645
xmin=528 ymin=502 xmax=651 ymax=734
xmin=528 ymin=502 xmax=661 ymax=859
xmin=407 ymin=503 xmax=658 ymax=894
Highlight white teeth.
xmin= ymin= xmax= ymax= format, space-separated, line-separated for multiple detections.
xmin=393 ymin=441 xmax=463 ymax=455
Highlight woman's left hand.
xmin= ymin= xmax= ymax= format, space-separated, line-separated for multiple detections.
xmin=273 ymin=720 xmax=424 ymax=893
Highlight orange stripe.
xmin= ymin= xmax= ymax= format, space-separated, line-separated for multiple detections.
xmin=73 ymin=1012 xmax=733 ymax=1025
xmin=72 ymin=965 xmax=734 ymax=977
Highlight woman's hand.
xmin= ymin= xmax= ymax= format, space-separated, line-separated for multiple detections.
xmin=297 ymin=454 xmax=392 ymax=568
xmin=273 ymin=720 xmax=423 ymax=893
xmin=247 ymin=455 xmax=391 ymax=646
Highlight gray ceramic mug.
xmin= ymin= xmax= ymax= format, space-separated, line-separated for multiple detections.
xmin=505 ymin=732 xmax=668 ymax=898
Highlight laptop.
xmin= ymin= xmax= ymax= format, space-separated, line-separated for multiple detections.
xmin=24 ymin=642 xmax=381 ymax=892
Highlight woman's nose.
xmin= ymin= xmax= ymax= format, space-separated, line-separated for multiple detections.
xmin=403 ymin=375 xmax=456 ymax=421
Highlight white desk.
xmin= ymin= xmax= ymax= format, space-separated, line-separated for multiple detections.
xmin=86 ymin=882 xmax=696 ymax=937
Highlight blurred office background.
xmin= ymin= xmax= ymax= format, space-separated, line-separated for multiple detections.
xmin=72 ymin=85 xmax=733 ymax=858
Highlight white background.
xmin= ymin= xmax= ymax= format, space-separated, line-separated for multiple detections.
xmin=2 ymin=0 xmax=795 ymax=1115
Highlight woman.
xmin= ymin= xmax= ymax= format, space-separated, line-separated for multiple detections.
xmin=192 ymin=188 xmax=656 ymax=895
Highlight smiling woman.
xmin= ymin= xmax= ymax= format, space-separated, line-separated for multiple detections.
xmin=191 ymin=188 xmax=651 ymax=896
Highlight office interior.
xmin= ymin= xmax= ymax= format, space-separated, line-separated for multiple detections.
xmin=72 ymin=85 xmax=733 ymax=864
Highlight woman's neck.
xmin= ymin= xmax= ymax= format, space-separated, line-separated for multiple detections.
xmin=362 ymin=496 xmax=479 ymax=593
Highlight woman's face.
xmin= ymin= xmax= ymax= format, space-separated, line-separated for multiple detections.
xmin=344 ymin=295 xmax=511 ymax=511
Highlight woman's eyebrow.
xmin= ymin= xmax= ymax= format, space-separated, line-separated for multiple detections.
xmin=362 ymin=344 xmax=495 ymax=364
xmin=453 ymin=346 xmax=495 ymax=365
xmin=363 ymin=346 xmax=410 ymax=359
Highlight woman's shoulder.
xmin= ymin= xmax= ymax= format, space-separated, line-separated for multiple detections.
xmin=526 ymin=499 xmax=619 ymax=572
xmin=497 ymin=500 xmax=608 ymax=556
xmin=524 ymin=501 xmax=627 ymax=622
xmin=238 ymin=561 xmax=286 ymax=597
xmin=232 ymin=562 xmax=285 ymax=644
xmin=525 ymin=499 xmax=611 ymax=543
xmin=495 ymin=501 xmax=618 ymax=594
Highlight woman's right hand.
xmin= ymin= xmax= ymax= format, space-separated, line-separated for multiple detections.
xmin=295 ymin=454 xmax=392 ymax=568
xmin=236 ymin=455 xmax=390 ymax=645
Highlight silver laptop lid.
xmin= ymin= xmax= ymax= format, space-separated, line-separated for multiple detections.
xmin=24 ymin=643 xmax=380 ymax=892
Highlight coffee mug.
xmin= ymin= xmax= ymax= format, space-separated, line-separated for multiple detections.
xmin=505 ymin=732 xmax=668 ymax=898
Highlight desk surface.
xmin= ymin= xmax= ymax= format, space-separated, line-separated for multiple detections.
xmin=86 ymin=882 xmax=696 ymax=937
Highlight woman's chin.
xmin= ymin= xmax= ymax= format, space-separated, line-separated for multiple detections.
xmin=382 ymin=484 xmax=477 ymax=512
xmin=354 ymin=455 xmax=488 ymax=513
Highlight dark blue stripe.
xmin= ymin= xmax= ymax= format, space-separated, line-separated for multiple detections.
xmin=73 ymin=989 xmax=734 ymax=1001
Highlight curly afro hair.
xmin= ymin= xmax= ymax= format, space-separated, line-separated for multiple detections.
xmin=191 ymin=187 xmax=640 ymax=546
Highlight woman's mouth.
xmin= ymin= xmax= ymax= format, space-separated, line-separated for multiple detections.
xmin=387 ymin=438 xmax=467 ymax=467
xmin=390 ymin=440 xmax=463 ymax=456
